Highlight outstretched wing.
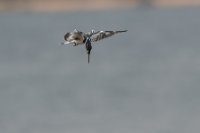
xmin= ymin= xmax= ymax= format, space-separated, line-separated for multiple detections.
xmin=91 ymin=30 xmax=127 ymax=42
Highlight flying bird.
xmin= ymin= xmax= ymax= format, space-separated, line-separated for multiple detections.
xmin=61 ymin=29 xmax=127 ymax=63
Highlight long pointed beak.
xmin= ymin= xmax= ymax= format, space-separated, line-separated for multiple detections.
xmin=88 ymin=54 xmax=90 ymax=64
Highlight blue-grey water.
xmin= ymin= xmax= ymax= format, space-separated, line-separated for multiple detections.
xmin=0 ymin=7 xmax=200 ymax=133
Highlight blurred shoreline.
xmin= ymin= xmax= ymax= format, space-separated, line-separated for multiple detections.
xmin=0 ymin=0 xmax=200 ymax=12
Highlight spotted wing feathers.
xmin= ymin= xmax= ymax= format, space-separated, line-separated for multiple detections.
xmin=64 ymin=31 xmax=86 ymax=45
xmin=91 ymin=30 xmax=127 ymax=42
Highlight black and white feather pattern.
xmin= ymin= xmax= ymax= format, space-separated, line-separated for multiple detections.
xmin=90 ymin=30 xmax=128 ymax=42
xmin=62 ymin=29 xmax=127 ymax=63
xmin=63 ymin=30 xmax=127 ymax=45
xmin=64 ymin=31 xmax=85 ymax=45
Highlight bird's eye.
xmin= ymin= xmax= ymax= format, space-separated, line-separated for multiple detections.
xmin=74 ymin=37 xmax=80 ymax=40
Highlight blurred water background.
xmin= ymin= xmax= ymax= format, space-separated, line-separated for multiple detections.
xmin=0 ymin=1 xmax=200 ymax=133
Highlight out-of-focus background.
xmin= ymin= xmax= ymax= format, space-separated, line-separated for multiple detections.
xmin=1 ymin=0 xmax=200 ymax=133
xmin=1 ymin=0 xmax=200 ymax=11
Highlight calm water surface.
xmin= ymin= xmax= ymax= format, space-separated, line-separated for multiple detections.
xmin=0 ymin=7 xmax=200 ymax=133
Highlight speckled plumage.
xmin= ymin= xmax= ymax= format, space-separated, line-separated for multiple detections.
xmin=62 ymin=29 xmax=127 ymax=63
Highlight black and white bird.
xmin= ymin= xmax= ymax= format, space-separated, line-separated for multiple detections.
xmin=61 ymin=29 xmax=127 ymax=63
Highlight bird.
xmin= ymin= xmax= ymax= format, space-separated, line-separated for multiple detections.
xmin=61 ymin=29 xmax=127 ymax=63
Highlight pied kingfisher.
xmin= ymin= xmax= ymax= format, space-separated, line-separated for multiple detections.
xmin=61 ymin=29 xmax=127 ymax=63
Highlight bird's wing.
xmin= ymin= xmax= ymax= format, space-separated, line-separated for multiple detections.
xmin=91 ymin=30 xmax=127 ymax=42
xmin=64 ymin=32 xmax=85 ymax=44
xmin=64 ymin=32 xmax=71 ymax=41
